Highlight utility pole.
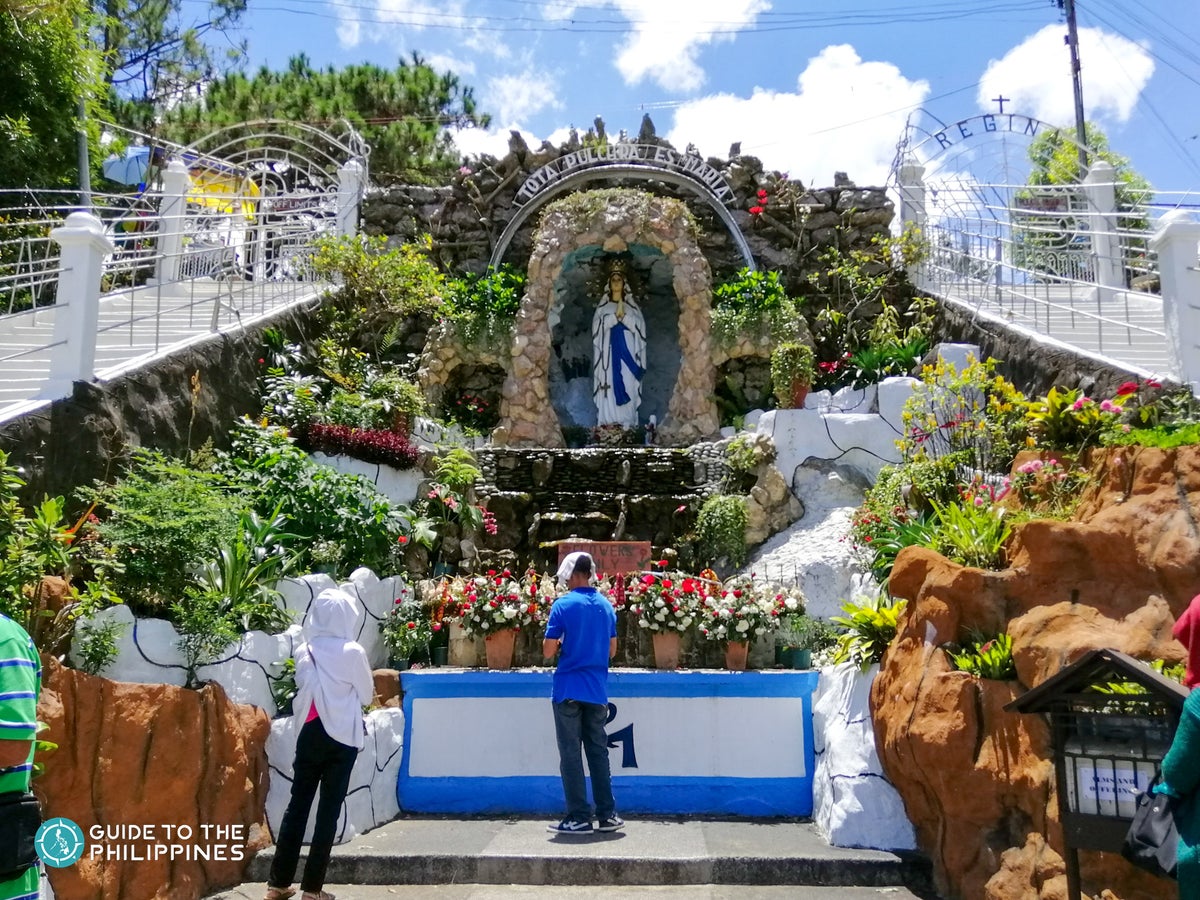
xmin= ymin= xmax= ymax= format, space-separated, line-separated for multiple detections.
xmin=1060 ymin=0 xmax=1090 ymax=179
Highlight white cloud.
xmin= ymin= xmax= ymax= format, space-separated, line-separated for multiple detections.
xmin=486 ymin=69 xmax=564 ymax=124
xmin=540 ymin=0 xmax=770 ymax=92
xmin=978 ymin=25 xmax=1154 ymax=128
xmin=450 ymin=125 xmax=542 ymax=160
xmin=666 ymin=45 xmax=930 ymax=186
xmin=426 ymin=53 xmax=476 ymax=77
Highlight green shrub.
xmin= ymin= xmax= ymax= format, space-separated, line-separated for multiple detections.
xmin=311 ymin=234 xmax=444 ymax=321
xmin=711 ymin=268 xmax=803 ymax=347
xmin=777 ymin=614 xmax=838 ymax=652
xmin=218 ymin=421 xmax=414 ymax=577
xmin=81 ymin=450 xmax=246 ymax=614
xmin=442 ymin=265 xmax=526 ymax=346
xmin=695 ymin=494 xmax=749 ymax=569
xmin=1025 ymin=386 xmax=1125 ymax=451
xmin=929 ymin=494 xmax=1012 ymax=570
xmin=831 ymin=594 xmax=907 ymax=670
xmin=899 ymin=356 xmax=1028 ymax=477
xmin=947 ymin=632 xmax=1016 ymax=679
xmin=172 ymin=589 xmax=239 ymax=688
xmin=1103 ymin=422 xmax=1200 ymax=449
xmin=74 ymin=617 xmax=125 ymax=676
xmin=191 ymin=506 xmax=297 ymax=633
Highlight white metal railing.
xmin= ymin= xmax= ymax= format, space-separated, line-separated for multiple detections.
xmin=0 ymin=157 xmax=363 ymax=422
xmin=898 ymin=167 xmax=1200 ymax=380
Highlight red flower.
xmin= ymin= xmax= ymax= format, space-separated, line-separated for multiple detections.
xmin=432 ymin=622 xmax=442 ymax=631
xmin=748 ymin=205 xmax=764 ymax=216
xmin=397 ymin=535 xmax=408 ymax=544
xmin=1116 ymin=381 xmax=1139 ymax=396
xmin=406 ymin=622 xmax=416 ymax=630
xmin=257 ymin=357 xmax=265 ymax=364
xmin=1147 ymin=379 xmax=1162 ymax=389
xmin=732 ymin=589 xmax=743 ymax=598
xmin=756 ymin=188 xmax=768 ymax=201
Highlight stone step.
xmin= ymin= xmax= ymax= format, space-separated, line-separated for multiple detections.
xmin=243 ymin=818 xmax=934 ymax=893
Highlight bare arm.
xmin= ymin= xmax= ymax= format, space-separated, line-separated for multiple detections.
xmin=610 ymin=637 xmax=617 ymax=659
xmin=0 ymin=738 xmax=32 ymax=769
xmin=543 ymin=638 xmax=560 ymax=661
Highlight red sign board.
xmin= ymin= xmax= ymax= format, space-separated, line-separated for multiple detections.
xmin=557 ymin=541 xmax=652 ymax=576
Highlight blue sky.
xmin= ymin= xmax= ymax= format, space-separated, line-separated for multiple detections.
xmin=232 ymin=0 xmax=1200 ymax=192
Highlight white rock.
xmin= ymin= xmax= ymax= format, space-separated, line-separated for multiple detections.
xmin=743 ymin=409 xmax=764 ymax=430
xmin=767 ymin=409 xmax=902 ymax=487
xmin=812 ymin=664 xmax=916 ymax=851
xmin=310 ymin=453 xmax=425 ymax=506
xmin=197 ymin=630 xmax=290 ymax=716
xmin=72 ymin=605 xmax=187 ymax=687
xmin=930 ymin=342 xmax=981 ymax=372
xmin=267 ymin=708 xmax=405 ymax=844
xmin=829 ymin=384 xmax=876 ymax=413
xmin=719 ymin=426 xmax=736 ymax=438
xmin=877 ymin=377 xmax=919 ymax=431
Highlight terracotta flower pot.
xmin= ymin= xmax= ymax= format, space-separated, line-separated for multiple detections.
xmin=724 ymin=640 xmax=749 ymax=671
xmin=484 ymin=628 xmax=517 ymax=669
xmin=652 ymin=631 xmax=682 ymax=670
xmin=789 ymin=379 xmax=811 ymax=410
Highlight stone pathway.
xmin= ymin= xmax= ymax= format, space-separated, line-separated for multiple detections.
xmin=738 ymin=463 xmax=876 ymax=621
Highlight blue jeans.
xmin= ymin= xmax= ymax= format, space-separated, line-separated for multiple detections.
xmin=552 ymin=699 xmax=615 ymax=822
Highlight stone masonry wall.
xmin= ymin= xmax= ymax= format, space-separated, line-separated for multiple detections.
xmin=361 ymin=117 xmax=895 ymax=296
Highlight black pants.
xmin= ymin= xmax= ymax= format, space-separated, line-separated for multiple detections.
xmin=269 ymin=717 xmax=358 ymax=893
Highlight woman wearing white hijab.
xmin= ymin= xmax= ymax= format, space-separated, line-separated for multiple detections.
xmin=266 ymin=588 xmax=374 ymax=900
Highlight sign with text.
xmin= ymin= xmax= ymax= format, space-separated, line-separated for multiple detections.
xmin=514 ymin=142 xmax=735 ymax=206
xmin=558 ymin=541 xmax=652 ymax=576
xmin=399 ymin=670 xmax=818 ymax=815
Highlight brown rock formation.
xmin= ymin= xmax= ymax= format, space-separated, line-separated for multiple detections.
xmin=873 ymin=446 xmax=1200 ymax=900
xmin=35 ymin=658 xmax=271 ymax=900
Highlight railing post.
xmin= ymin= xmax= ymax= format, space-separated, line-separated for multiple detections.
xmin=1149 ymin=210 xmax=1200 ymax=390
xmin=45 ymin=211 xmax=115 ymax=399
xmin=155 ymin=158 xmax=190 ymax=288
xmin=337 ymin=159 xmax=365 ymax=238
xmin=897 ymin=156 xmax=928 ymax=291
xmin=1084 ymin=160 xmax=1124 ymax=292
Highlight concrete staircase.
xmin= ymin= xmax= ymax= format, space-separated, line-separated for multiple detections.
xmin=232 ymin=817 xmax=936 ymax=897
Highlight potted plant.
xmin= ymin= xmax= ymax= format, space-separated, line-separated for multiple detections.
xmin=380 ymin=591 xmax=436 ymax=669
xmin=770 ymin=341 xmax=817 ymax=409
xmin=698 ymin=575 xmax=791 ymax=671
xmin=451 ymin=568 xmax=551 ymax=669
xmin=777 ymin=613 xmax=837 ymax=669
xmin=624 ymin=571 xmax=704 ymax=669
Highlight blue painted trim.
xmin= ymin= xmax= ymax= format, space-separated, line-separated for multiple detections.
xmin=400 ymin=669 xmax=818 ymax=700
xmin=398 ymin=775 xmax=812 ymax=817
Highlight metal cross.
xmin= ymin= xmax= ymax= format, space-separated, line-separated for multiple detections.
xmin=993 ymin=95 xmax=1011 ymax=114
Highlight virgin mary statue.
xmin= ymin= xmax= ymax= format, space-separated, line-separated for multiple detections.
xmin=591 ymin=258 xmax=646 ymax=427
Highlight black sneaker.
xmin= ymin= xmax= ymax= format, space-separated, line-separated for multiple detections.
xmin=597 ymin=815 xmax=624 ymax=832
xmin=547 ymin=819 xmax=593 ymax=834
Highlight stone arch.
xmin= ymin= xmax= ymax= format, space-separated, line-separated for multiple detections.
xmin=494 ymin=190 xmax=719 ymax=447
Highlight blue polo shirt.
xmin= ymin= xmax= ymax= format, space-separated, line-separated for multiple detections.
xmin=544 ymin=586 xmax=617 ymax=706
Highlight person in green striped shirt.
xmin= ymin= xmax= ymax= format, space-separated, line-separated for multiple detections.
xmin=0 ymin=613 xmax=41 ymax=900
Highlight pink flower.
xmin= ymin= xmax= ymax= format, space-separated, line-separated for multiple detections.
xmin=1100 ymin=399 xmax=1118 ymax=413
xmin=1072 ymin=398 xmax=1087 ymax=410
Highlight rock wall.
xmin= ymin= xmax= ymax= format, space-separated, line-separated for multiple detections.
xmin=74 ymin=568 xmax=409 ymax=715
xmin=362 ymin=125 xmax=894 ymax=292
xmin=872 ymin=445 xmax=1200 ymax=900
xmin=0 ymin=301 xmax=326 ymax=510
xmin=36 ymin=659 xmax=271 ymax=900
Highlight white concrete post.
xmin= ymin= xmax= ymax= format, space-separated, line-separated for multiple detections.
xmin=897 ymin=156 xmax=927 ymax=234
xmin=1149 ymin=210 xmax=1200 ymax=390
xmin=155 ymin=158 xmax=191 ymax=288
xmin=897 ymin=156 xmax=928 ymax=290
xmin=337 ymin=159 xmax=365 ymax=238
xmin=1084 ymin=160 xmax=1124 ymax=292
xmin=45 ymin=211 xmax=115 ymax=398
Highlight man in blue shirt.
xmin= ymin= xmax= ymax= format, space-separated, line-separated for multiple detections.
xmin=543 ymin=551 xmax=623 ymax=835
